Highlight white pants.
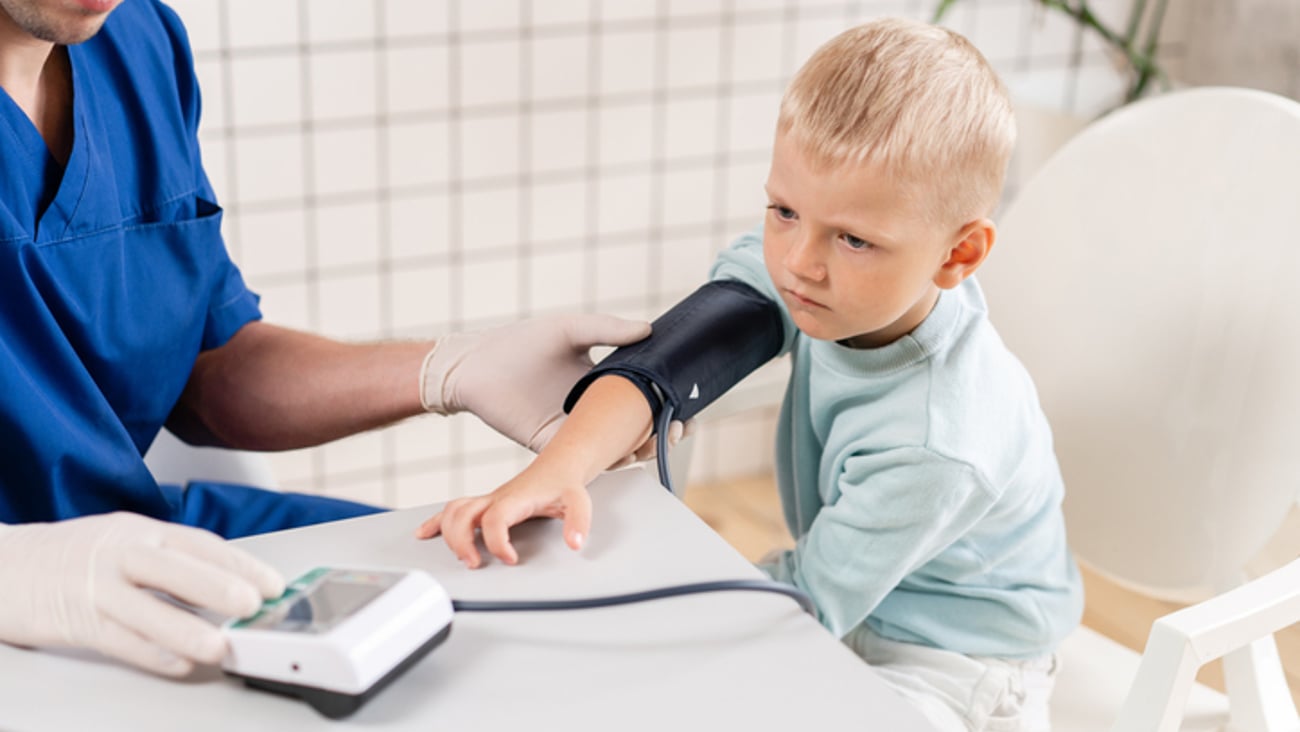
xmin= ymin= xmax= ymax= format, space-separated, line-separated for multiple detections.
xmin=845 ymin=627 xmax=1058 ymax=732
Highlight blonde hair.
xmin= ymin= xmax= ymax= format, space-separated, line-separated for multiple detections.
xmin=778 ymin=18 xmax=1016 ymax=227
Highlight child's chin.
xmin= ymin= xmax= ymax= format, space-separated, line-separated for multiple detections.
xmin=790 ymin=315 xmax=845 ymax=343
xmin=793 ymin=320 xmax=883 ymax=347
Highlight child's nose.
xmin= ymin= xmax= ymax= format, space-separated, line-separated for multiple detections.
xmin=784 ymin=234 xmax=827 ymax=282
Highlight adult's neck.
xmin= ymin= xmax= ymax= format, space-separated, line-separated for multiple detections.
xmin=0 ymin=6 xmax=77 ymax=164
xmin=0 ymin=8 xmax=58 ymax=103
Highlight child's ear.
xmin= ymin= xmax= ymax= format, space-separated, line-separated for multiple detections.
xmin=934 ymin=218 xmax=995 ymax=290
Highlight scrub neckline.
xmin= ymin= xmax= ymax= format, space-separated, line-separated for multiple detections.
xmin=0 ymin=44 xmax=93 ymax=243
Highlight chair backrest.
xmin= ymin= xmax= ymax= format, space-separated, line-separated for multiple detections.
xmin=979 ymin=88 xmax=1300 ymax=601
xmin=144 ymin=429 xmax=280 ymax=491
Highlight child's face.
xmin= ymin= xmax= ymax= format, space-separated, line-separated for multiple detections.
xmin=762 ymin=130 xmax=965 ymax=349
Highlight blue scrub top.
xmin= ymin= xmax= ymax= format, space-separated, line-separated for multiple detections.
xmin=0 ymin=1 xmax=378 ymax=537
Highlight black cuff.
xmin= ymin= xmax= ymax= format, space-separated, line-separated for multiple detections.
xmin=564 ymin=280 xmax=783 ymax=425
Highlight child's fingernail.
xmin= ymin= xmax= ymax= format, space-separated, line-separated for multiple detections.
xmin=571 ymin=533 xmax=585 ymax=550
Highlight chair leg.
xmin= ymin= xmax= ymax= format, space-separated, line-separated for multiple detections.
xmin=1223 ymin=634 xmax=1299 ymax=731
xmin=1112 ymin=621 xmax=1201 ymax=732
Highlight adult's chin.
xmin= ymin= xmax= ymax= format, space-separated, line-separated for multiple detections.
xmin=5 ymin=0 xmax=119 ymax=44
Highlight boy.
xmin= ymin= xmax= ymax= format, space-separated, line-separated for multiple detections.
xmin=417 ymin=18 xmax=1083 ymax=731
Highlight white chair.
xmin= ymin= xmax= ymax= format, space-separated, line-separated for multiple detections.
xmin=979 ymin=87 xmax=1300 ymax=731
xmin=143 ymin=428 xmax=279 ymax=490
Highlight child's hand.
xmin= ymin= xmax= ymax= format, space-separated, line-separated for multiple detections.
xmin=414 ymin=465 xmax=591 ymax=568
xmin=417 ymin=373 xmax=649 ymax=568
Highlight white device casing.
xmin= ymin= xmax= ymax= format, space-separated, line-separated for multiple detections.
xmin=222 ymin=569 xmax=453 ymax=695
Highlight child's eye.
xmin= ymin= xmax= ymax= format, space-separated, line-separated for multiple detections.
xmin=842 ymin=233 xmax=874 ymax=250
xmin=766 ymin=204 xmax=797 ymax=222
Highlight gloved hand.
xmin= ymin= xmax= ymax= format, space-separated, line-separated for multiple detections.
xmin=422 ymin=314 xmax=689 ymax=457
xmin=0 ymin=513 xmax=285 ymax=677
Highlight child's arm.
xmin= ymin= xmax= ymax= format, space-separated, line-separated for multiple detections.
xmin=414 ymin=374 xmax=653 ymax=568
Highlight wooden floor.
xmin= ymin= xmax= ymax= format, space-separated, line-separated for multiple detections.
xmin=682 ymin=475 xmax=1300 ymax=709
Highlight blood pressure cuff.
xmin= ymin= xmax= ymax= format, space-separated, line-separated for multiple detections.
xmin=564 ymin=280 xmax=784 ymax=424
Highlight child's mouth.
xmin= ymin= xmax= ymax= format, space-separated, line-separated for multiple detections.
xmin=784 ymin=288 xmax=826 ymax=309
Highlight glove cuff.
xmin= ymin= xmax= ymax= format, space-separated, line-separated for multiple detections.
xmin=419 ymin=343 xmax=446 ymax=414
xmin=420 ymin=333 xmax=468 ymax=415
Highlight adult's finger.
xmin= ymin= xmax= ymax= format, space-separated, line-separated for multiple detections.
xmin=526 ymin=413 xmax=565 ymax=454
xmin=120 ymin=544 xmax=263 ymax=620
xmin=629 ymin=419 xmax=686 ymax=463
xmin=92 ymin=618 xmax=195 ymax=678
xmin=100 ymin=586 xmax=229 ymax=667
xmin=160 ymin=524 xmax=285 ymax=600
xmin=562 ymin=314 xmax=651 ymax=350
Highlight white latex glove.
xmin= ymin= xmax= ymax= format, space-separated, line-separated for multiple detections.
xmin=0 ymin=513 xmax=285 ymax=677
xmin=422 ymin=314 xmax=670 ymax=454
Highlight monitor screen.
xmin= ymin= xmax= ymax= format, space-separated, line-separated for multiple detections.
xmin=236 ymin=569 xmax=405 ymax=634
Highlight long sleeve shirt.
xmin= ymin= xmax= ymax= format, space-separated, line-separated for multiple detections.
xmin=711 ymin=228 xmax=1083 ymax=659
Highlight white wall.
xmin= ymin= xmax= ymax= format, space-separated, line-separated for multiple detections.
xmin=1170 ymin=0 xmax=1300 ymax=101
xmin=167 ymin=0 xmax=1147 ymax=508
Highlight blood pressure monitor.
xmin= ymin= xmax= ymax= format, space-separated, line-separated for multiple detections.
xmin=222 ymin=567 xmax=453 ymax=718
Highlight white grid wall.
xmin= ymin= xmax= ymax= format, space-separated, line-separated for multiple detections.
xmin=167 ymin=0 xmax=1165 ymax=508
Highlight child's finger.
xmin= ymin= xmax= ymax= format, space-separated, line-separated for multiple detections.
xmin=483 ymin=495 xmax=555 ymax=565
xmin=480 ymin=507 xmax=520 ymax=566
xmin=441 ymin=497 xmax=488 ymax=568
xmin=414 ymin=511 xmax=444 ymax=539
xmin=561 ymin=487 xmax=593 ymax=552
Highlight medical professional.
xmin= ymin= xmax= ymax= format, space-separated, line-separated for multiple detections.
xmin=0 ymin=0 xmax=663 ymax=678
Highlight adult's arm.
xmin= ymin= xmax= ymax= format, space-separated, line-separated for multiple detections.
xmin=167 ymin=321 xmax=427 ymax=450
xmin=167 ymin=314 xmax=656 ymax=453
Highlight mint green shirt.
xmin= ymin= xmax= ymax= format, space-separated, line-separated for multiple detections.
xmin=710 ymin=228 xmax=1083 ymax=659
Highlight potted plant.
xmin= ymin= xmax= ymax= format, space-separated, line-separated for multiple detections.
xmin=934 ymin=0 xmax=1172 ymax=105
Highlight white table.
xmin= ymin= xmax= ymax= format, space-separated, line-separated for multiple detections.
xmin=0 ymin=468 xmax=935 ymax=731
